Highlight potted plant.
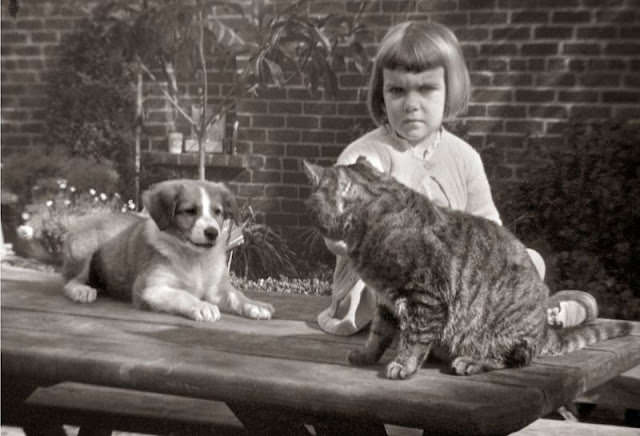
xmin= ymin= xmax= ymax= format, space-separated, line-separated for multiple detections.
xmin=88 ymin=0 xmax=370 ymax=180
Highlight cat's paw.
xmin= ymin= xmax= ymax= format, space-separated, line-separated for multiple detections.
xmin=385 ymin=361 xmax=417 ymax=380
xmin=347 ymin=348 xmax=378 ymax=366
xmin=451 ymin=356 xmax=483 ymax=375
xmin=190 ymin=301 xmax=221 ymax=322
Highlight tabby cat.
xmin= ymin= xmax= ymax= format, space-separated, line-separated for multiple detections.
xmin=303 ymin=157 xmax=631 ymax=379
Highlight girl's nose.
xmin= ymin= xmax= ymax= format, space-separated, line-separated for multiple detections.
xmin=404 ymin=93 xmax=419 ymax=112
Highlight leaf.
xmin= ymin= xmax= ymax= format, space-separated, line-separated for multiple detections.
xmin=264 ymin=58 xmax=285 ymax=86
xmin=208 ymin=19 xmax=246 ymax=54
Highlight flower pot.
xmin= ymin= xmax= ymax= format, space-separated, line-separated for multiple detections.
xmin=168 ymin=132 xmax=183 ymax=154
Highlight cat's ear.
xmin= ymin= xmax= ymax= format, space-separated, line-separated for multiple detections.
xmin=303 ymin=160 xmax=324 ymax=186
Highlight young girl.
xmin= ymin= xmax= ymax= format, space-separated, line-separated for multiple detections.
xmin=317 ymin=21 xmax=597 ymax=336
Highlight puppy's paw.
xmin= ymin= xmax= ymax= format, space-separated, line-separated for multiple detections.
xmin=64 ymin=283 xmax=97 ymax=303
xmin=191 ymin=301 xmax=221 ymax=322
xmin=451 ymin=356 xmax=482 ymax=376
xmin=385 ymin=360 xmax=417 ymax=380
xmin=242 ymin=301 xmax=274 ymax=320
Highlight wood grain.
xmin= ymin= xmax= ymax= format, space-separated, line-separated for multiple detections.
xmin=2 ymin=266 xmax=639 ymax=436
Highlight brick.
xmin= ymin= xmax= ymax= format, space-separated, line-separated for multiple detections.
xmin=577 ymin=26 xmax=618 ymax=39
xmin=602 ymin=91 xmax=640 ymax=103
xmin=487 ymin=104 xmax=527 ymax=118
xmin=268 ymin=130 xmax=300 ymax=142
xmin=552 ymin=11 xmax=591 ymax=23
xmin=596 ymin=10 xmax=636 ymax=23
xmin=511 ymin=11 xmax=549 ymax=24
xmin=31 ymin=31 xmax=58 ymax=43
xmin=505 ymin=120 xmax=544 ymax=134
xmin=534 ymin=26 xmax=573 ymax=39
xmin=265 ymin=185 xmax=298 ymax=198
xmin=459 ymin=0 xmax=496 ymax=9
xmin=515 ymin=89 xmax=555 ymax=103
xmin=252 ymin=170 xmax=282 ymax=184
xmin=236 ymin=184 xmax=265 ymax=198
xmin=563 ymin=43 xmax=601 ymax=55
xmin=473 ymin=88 xmax=512 ymax=102
xmin=569 ymin=105 xmax=612 ymax=119
xmin=281 ymin=199 xmax=306 ymax=213
xmin=469 ymin=11 xmax=508 ymax=25
xmin=430 ymin=12 xmax=469 ymax=26
xmin=521 ymin=43 xmax=558 ymax=56
xmin=534 ymin=73 xmax=576 ymax=87
xmin=286 ymin=144 xmax=320 ymax=158
xmin=614 ymin=106 xmax=640 ymax=119
xmin=620 ymin=26 xmax=640 ymax=39
xmin=558 ymin=90 xmax=598 ymax=103
xmin=287 ymin=116 xmax=319 ymax=129
xmin=1 ymin=31 xmax=28 ymax=43
xmin=480 ymin=43 xmax=518 ymax=56
xmin=252 ymin=115 xmax=285 ymax=128
xmin=269 ymin=101 xmax=301 ymax=114
xmin=606 ymin=43 xmax=640 ymax=55
xmin=456 ymin=28 xmax=490 ymax=42
xmin=579 ymin=73 xmax=620 ymax=87
xmin=416 ymin=0 xmax=458 ymax=12
xmin=321 ymin=117 xmax=355 ymax=130
xmin=265 ymin=213 xmax=299 ymax=227
xmin=301 ymin=130 xmax=335 ymax=143
xmin=253 ymin=143 xmax=285 ymax=155
xmin=339 ymin=73 xmax=368 ymax=88
xmin=466 ymin=119 xmax=504 ymax=132
xmin=491 ymin=27 xmax=530 ymax=40
xmin=528 ymin=105 xmax=568 ymax=119
xmin=304 ymin=102 xmax=336 ymax=115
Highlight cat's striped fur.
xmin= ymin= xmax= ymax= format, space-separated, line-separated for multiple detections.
xmin=304 ymin=157 xmax=631 ymax=379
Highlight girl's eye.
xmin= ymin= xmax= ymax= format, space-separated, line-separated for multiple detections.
xmin=387 ymin=87 xmax=404 ymax=95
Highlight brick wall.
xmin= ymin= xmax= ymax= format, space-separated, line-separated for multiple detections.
xmin=2 ymin=0 xmax=639 ymax=229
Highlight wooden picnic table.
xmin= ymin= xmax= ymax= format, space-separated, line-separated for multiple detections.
xmin=2 ymin=265 xmax=639 ymax=436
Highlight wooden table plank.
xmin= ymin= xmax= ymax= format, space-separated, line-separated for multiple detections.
xmin=2 ymin=266 xmax=639 ymax=436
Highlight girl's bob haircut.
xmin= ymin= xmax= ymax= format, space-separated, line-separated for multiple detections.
xmin=368 ymin=21 xmax=471 ymax=126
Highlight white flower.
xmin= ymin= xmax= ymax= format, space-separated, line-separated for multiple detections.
xmin=114 ymin=193 xmax=121 ymax=199
xmin=100 ymin=193 xmax=108 ymax=201
xmin=121 ymin=206 xmax=128 ymax=213
xmin=21 ymin=212 xmax=31 ymax=221
xmin=127 ymin=200 xmax=136 ymax=210
xmin=69 ymin=186 xmax=76 ymax=193
xmin=46 ymin=200 xmax=53 ymax=207
xmin=58 ymin=179 xmax=68 ymax=190
xmin=89 ymin=188 xmax=97 ymax=196
xmin=64 ymin=199 xmax=72 ymax=206
xmin=17 ymin=225 xmax=34 ymax=240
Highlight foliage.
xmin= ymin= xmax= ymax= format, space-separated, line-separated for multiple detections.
xmin=498 ymin=120 xmax=640 ymax=320
xmin=2 ymin=148 xmax=121 ymax=205
xmin=87 ymin=0 xmax=371 ymax=179
xmin=44 ymin=20 xmax=136 ymax=198
xmin=230 ymin=273 xmax=331 ymax=296
xmin=15 ymin=179 xmax=136 ymax=264
xmin=229 ymin=204 xmax=299 ymax=280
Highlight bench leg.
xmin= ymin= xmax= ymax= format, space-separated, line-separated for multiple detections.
xmin=314 ymin=419 xmax=388 ymax=436
xmin=77 ymin=428 xmax=113 ymax=436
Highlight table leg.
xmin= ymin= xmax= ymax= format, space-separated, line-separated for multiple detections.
xmin=226 ymin=402 xmax=311 ymax=436
xmin=1 ymin=377 xmax=66 ymax=436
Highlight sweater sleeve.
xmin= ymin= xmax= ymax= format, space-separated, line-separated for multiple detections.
xmin=465 ymin=149 xmax=502 ymax=226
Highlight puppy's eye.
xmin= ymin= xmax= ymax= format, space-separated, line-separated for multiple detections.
xmin=178 ymin=207 xmax=197 ymax=216
xmin=212 ymin=207 xmax=223 ymax=216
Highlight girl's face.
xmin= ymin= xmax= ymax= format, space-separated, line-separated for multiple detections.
xmin=382 ymin=67 xmax=446 ymax=146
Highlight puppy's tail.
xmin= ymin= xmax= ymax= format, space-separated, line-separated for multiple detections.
xmin=62 ymin=212 xmax=141 ymax=280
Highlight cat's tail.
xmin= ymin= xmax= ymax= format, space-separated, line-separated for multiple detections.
xmin=542 ymin=320 xmax=635 ymax=356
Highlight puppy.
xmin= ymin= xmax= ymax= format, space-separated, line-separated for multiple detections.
xmin=62 ymin=179 xmax=274 ymax=322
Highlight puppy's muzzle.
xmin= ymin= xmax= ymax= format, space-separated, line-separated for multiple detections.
xmin=204 ymin=226 xmax=219 ymax=242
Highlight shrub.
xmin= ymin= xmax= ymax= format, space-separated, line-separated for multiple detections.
xmin=15 ymin=180 xmax=136 ymax=265
xmin=497 ymin=120 xmax=640 ymax=319
xmin=44 ymin=19 xmax=136 ymax=199
xmin=229 ymin=205 xmax=298 ymax=280
xmin=2 ymin=148 xmax=121 ymax=205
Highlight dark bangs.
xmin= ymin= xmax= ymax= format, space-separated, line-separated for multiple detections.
xmin=379 ymin=26 xmax=444 ymax=73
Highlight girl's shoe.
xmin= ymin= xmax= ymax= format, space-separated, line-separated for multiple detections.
xmin=547 ymin=290 xmax=598 ymax=328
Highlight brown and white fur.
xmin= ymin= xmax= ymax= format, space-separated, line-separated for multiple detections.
xmin=62 ymin=179 xmax=274 ymax=322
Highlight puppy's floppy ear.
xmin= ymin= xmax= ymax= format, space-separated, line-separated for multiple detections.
xmin=142 ymin=181 xmax=183 ymax=230
xmin=218 ymin=183 xmax=240 ymax=223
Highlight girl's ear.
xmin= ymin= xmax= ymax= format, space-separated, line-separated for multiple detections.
xmin=303 ymin=160 xmax=324 ymax=187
